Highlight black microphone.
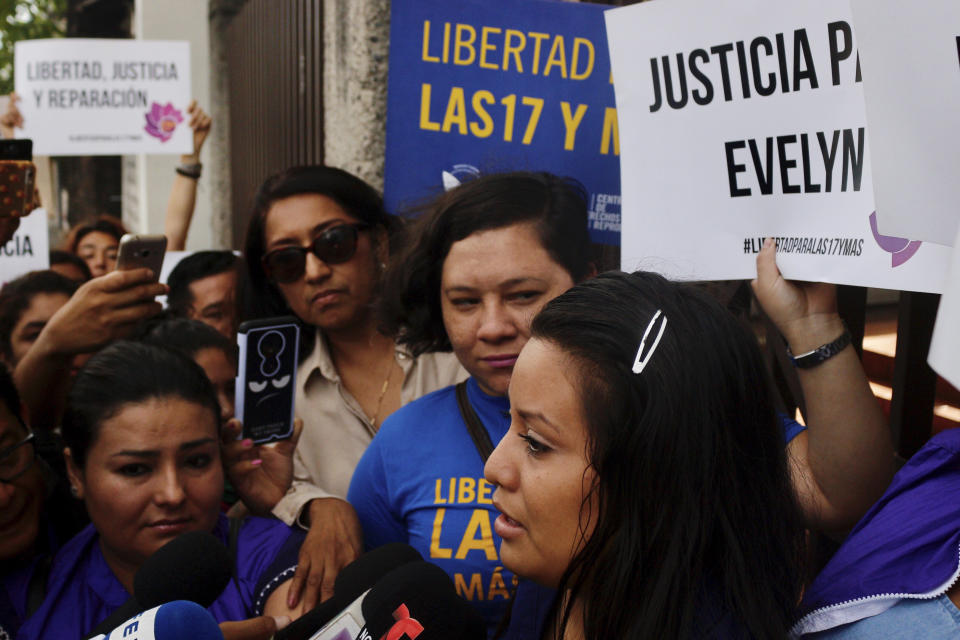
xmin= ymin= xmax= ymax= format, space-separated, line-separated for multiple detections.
xmin=360 ymin=561 xmax=485 ymax=640
xmin=276 ymin=543 xmax=422 ymax=640
xmin=84 ymin=531 xmax=234 ymax=639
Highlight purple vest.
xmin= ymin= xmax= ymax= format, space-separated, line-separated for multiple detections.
xmin=793 ymin=428 xmax=960 ymax=635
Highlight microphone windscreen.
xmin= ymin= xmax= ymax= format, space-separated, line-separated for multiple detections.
xmin=102 ymin=600 xmax=223 ymax=640
xmin=134 ymin=530 xmax=234 ymax=608
xmin=275 ymin=543 xmax=421 ymax=640
xmin=333 ymin=543 xmax=422 ymax=601
xmin=361 ymin=561 xmax=485 ymax=640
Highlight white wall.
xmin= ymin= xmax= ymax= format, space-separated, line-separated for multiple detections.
xmin=128 ymin=0 xmax=216 ymax=249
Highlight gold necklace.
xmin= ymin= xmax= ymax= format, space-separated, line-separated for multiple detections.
xmin=371 ymin=354 xmax=397 ymax=429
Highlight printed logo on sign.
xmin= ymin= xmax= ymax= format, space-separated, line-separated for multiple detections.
xmin=588 ymin=192 xmax=621 ymax=232
xmin=441 ymin=164 xmax=481 ymax=191
xmin=869 ymin=211 xmax=921 ymax=267
xmin=143 ymin=102 xmax=183 ymax=142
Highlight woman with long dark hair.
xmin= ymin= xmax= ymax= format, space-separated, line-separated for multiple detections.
xmin=485 ymin=270 xmax=808 ymax=639
xmin=349 ymin=177 xmax=890 ymax=637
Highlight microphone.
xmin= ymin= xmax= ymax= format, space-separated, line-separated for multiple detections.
xmin=88 ymin=600 xmax=224 ymax=640
xmin=360 ymin=561 xmax=485 ymax=640
xmin=85 ymin=531 xmax=234 ymax=639
xmin=276 ymin=543 xmax=422 ymax=640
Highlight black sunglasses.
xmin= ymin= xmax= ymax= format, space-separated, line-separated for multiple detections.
xmin=262 ymin=223 xmax=369 ymax=284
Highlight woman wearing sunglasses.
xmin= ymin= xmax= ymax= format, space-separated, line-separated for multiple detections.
xmin=242 ymin=166 xmax=465 ymax=612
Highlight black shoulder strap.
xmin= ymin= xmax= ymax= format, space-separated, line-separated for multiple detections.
xmin=455 ymin=381 xmax=495 ymax=463
xmin=26 ymin=555 xmax=53 ymax=617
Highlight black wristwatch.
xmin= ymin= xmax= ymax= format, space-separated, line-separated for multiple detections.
xmin=786 ymin=325 xmax=852 ymax=369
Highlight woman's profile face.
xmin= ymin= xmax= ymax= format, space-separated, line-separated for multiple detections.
xmin=66 ymin=396 xmax=223 ymax=572
xmin=439 ymin=222 xmax=574 ymax=396
xmin=76 ymin=231 xmax=119 ymax=277
xmin=263 ymin=194 xmax=382 ymax=331
xmin=484 ymin=338 xmax=596 ymax=588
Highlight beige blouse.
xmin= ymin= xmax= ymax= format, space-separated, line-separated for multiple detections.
xmin=271 ymin=329 xmax=467 ymax=526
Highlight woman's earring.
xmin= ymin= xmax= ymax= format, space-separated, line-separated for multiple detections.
xmin=69 ymin=485 xmax=79 ymax=497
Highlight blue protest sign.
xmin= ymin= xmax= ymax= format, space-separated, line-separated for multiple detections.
xmin=384 ymin=0 xmax=620 ymax=245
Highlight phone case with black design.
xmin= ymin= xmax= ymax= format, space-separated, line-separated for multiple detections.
xmin=235 ymin=316 xmax=300 ymax=444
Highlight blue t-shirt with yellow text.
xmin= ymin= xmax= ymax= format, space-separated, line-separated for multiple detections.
xmin=348 ymin=377 xmax=515 ymax=637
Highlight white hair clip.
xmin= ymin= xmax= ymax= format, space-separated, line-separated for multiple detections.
xmin=632 ymin=309 xmax=668 ymax=375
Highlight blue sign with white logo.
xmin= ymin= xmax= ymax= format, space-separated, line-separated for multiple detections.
xmin=384 ymin=0 xmax=621 ymax=245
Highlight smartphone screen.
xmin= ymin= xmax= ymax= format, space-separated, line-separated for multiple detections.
xmin=236 ymin=317 xmax=300 ymax=444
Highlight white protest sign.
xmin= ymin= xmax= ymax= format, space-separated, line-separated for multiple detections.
xmin=929 ymin=226 xmax=960 ymax=390
xmin=849 ymin=0 xmax=960 ymax=246
xmin=14 ymin=39 xmax=191 ymax=156
xmin=156 ymin=250 xmax=191 ymax=308
xmin=0 ymin=208 xmax=50 ymax=286
xmin=605 ymin=0 xmax=951 ymax=293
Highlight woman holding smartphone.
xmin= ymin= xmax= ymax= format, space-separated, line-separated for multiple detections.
xmin=241 ymin=165 xmax=465 ymax=611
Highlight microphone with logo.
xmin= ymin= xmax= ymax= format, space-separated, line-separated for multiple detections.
xmin=83 ymin=531 xmax=234 ymax=640
xmin=87 ymin=600 xmax=224 ymax=640
xmin=276 ymin=543 xmax=423 ymax=640
xmin=358 ymin=561 xmax=485 ymax=640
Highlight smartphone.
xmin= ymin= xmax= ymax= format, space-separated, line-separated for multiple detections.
xmin=0 ymin=139 xmax=35 ymax=219
xmin=235 ymin=317 xmax=300 ymax=444
xmin=115 ymin=234 xmax=167 ymax=280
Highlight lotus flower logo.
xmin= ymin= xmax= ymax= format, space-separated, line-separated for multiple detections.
xmin=144 ymin=102 xmax=183 ymax=142
xmin=869 ymin=211 xmax=922 ymax=267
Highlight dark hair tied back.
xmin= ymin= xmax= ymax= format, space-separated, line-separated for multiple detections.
xmin=62 ymin=341 xmax=221 ymax=468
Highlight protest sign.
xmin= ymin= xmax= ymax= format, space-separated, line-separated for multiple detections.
xmin=384 ymin=0 xmax=621 ymax=244
xmin=929 ymin=227 xmax=960 ymax=390
xmin=14 ymin=39 xmax=191 ymax=156
xmin=605 ymin=0 xmax=951 ymax=292
xmin=0 ymin=208 xmax=50 ymax=286
xmin=848 ymin=0 xmax=960 ymax=245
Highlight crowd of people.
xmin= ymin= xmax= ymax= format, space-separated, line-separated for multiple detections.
xmin=0 ymin=99 xmax=957 ymax=640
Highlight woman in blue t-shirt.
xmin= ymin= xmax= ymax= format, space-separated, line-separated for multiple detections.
xmin=350 ymin=172 xmax=595 ymax=635
xmin=17 ymin=342 xmax=304 ymax=640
